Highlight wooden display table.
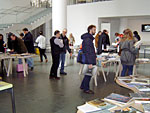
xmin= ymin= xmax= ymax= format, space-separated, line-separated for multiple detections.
xmin=0 ymin=81 xmax=16 ymax=113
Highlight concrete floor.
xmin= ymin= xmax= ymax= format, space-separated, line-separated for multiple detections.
xmin=0 ymin=54 xmax=149 ymax=113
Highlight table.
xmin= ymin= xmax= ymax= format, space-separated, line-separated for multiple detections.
xmin=1 ymin=54 xmax=36 ymax=77
xmin=0 ymin=81 xmax=16 ymax=113
xmin=144 ymin=47 xmax=150 ymax=58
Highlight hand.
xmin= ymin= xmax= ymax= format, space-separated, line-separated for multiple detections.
xmin=104 ymin=49 xmax=107 ymax=51
xmin=88 ymin=64 xmax=93 ymax=69
xmin=70 ymin=53 xmax=72 ymax=57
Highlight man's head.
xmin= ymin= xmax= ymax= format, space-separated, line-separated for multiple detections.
xmin=10 ymin=34 xmax=16 ymax=41
xmin=54 ymin=30 xmax=60 ymax=38
xmin=62 ymin=28 xmax=67 ymax=36
xmin=39 ymin=31 xmax=43 ymax=35
xmin=103 ymin=30 xmax=108 ymax=34
xmin=20 ymin=33 xmax=24 ymax=37
xmin=87 ymin=25 xmax=96 ymax=35
xmin=23 ymin=28 xmax=29 ymax=34
xmin=0 ymin=34 xmax=3 ymax=40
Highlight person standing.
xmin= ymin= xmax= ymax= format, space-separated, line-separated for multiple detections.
xmin=50 ymin=30 xmax=64 ymax=80
xmin=98 ymin=30 xmax=110 ymax=53
xmin=95 ymin=31 xmax=102 ymax=49
xmin=59 ymin=29 xmax=72 ymax=75
xmin=120 ymin=29 xmax=139 ymax=76
xmin=133 ymin=31 xmax=141 ymax=41
xmin=36 ymin=31 xmax=48 ymax=63
xmin=80 ymin=25 xmax=97 ymax=94
xmin=23 ymin=28 xmax=35 ymax=71
xmin=0 ymin=34 xmax=5 ymax=53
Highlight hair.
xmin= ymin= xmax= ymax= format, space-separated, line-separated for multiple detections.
xmin=115 ymin=32 xmax=120 ymax=37
xmin=23 ymin=28 xmax=28 ymax=31
xmin=10 ymin=34 xmax=16 ymax=37
xmin=87 ymin=25 xmax=96 ymax=33
xmin=20 ymin=33 xmax=24 ymax=37
xmin=39 ymin=31 xmax=43 ymax=35
xmin=0 ymin=34 xmax=3 ymax=38
xmin=54 ymin=30 xmax=60 ymax=35
xmin=95 ymin=31 xmax=101 ymax=39
xmin=103 ymin=29 xmax=108 ymax=33
xmin=133 ymin=31 xmax=138 ymax=35
xmin=123 ymin=29 xmax=134 ymax=40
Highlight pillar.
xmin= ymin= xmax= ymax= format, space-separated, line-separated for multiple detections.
xmin=119 ymin=18 xmax=128 ymax=33
xmin=52 ymin=0 xmax=67 ymax=34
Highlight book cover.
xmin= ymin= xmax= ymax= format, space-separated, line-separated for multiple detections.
xmin=105 ymin=93 xmax=131 ymax=103
xmin=129 ymin=93 xmax=150 ymax=99
xmin=142 ymin=103 xmax=150 ymax=113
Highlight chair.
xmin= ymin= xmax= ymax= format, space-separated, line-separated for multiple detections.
xmin=0 ymin=81 xmax=16 ymax=113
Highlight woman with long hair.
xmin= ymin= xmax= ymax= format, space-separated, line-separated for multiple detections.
xmin=120 ymin=29 xmax=139 ymax=76
xmin=95 ymin=31 xmax=102 ymax=49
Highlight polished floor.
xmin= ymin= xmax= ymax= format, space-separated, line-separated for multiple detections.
xmin=0 ymin=54 xmax=149 ymax=113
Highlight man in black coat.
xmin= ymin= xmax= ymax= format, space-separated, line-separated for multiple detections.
xmin=80 ymin=25 xmax=97 ymax=94
xmin=97 ymin=29 xmax=110 ymax=55
xmin=23 ymin=28 xmax=34 ymax=70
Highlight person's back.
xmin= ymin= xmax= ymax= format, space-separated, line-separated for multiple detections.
xmin=23 ymin=32 xmax=34 ymax=53
xmin=36 ymin=35 xmax=46 ymax=49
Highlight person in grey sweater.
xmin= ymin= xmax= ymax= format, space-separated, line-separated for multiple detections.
xmin=120 ymin=29 xmax=139 ymax=76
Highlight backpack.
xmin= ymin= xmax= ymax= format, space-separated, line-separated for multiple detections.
xmin=77 ymin=49 xmax=86 ymax=64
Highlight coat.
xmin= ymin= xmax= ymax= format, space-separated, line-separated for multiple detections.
xmin=23 ymin=32 xmax=34 ymax=53
xmin=0 ymin=40 xmax=5 ymax=53
xmin=100 ymin=32 xmax=110 ymax=49
xmin=120 ymin=39 xmax=138 ymax=65
xmin=81 ymin=33 xmax=96 ymax=65
xmin=12 ymin=37 xmax=28 ymax=54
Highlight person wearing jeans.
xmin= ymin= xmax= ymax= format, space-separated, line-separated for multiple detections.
xmin=59 ymin=29 xmax=72 ymax=75
xmin=120 ymin=29 xmax=139 ymax=77
xmin=80 ymin=25 xmax=97 ymax=94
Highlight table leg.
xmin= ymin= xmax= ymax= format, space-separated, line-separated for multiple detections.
xmin=133 ymin=64 xmax=137 ymax=76
xmin=22 ymin=58 xmax=26 ymax=77
xmin=7 ymin=58 xmax=12 ymax=77
xmin=10 ymin=88 xmax=16 ymax=113
xmin=144 ymin=49 xmax=146 ymax=58
xmin=101 ymin=65 xmax=107 ymax=82
xmin=115 ymin=61 xmax=121 ymax=79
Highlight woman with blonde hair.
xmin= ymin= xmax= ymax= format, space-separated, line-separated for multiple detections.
xmin=120 ymin=29 xmax=139 ymax=76
xmin=68 ymin=33 xmax=75 ymax=46
xmin=95 ymin=31 xmax=102 ymax=49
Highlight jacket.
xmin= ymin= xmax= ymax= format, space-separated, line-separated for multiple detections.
xmin=23 ymin=32 xmax=34 ymax=53
xmin=12 ymin=37 xmax=28 ymax=54
xmin=100 ymin=32 xmax=110 ymax=49
xmin=81 ymin=33 xmax=96 ymax=65
xmin=120 ymin=40 xmax=138 ymax=65
xmin=0 ymin=40 xmax=5 ymax=53
xmin=50 ymin=36 xmax=63 ymax=55
xmin=36 ymin=35 xmax=46 ymax=49
xmin=97 ymin=35 xmax=103 ymax=55
xmin=60 ymin=34 xmax=71 ymax=54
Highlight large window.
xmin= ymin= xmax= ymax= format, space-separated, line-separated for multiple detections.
xmin=30 ymin=0 xmax=52 ymax=8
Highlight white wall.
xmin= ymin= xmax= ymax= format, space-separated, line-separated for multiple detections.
xmin=128 ymin=17 xmax=150 ymax=42
xmin=67 ymin=0 xmax=150 ymax=45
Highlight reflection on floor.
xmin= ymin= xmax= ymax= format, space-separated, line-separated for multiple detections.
xmin=0 ymin=54 xmax=149 ymax=113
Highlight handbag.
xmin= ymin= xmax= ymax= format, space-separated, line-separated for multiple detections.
xmin=16 ymin=64 xmax=28 ymax=73
xmin=77 ymin=49 xmax=86 ymax=64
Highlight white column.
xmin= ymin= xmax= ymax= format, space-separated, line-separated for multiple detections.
xmin=52 ymin=0 xmax=67 ymax=34
xmin=119 ymin=18 xmax=128 ymax=33
xmin=45 ymin=20 xmax=51 ymax=49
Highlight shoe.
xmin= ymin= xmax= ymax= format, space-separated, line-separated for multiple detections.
xmin=49 ymin=76 xmax=55 ymax=79
xmin=84 ymin=90 xmax=94 ymax=94
xmin=55 ymin=77 xmax=60 ymax=80
xmin=31 ymin=67 xmax=34 ymax=71
xmin=45 ymin=59 xmax=48 ymax=63
xmin=60 ymin=72 xmax=67 ymax=75
xmin=80 ymin=87 xmax=84 ymax=90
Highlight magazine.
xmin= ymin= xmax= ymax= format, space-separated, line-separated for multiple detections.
xmin=142 ymin=103 xmax=150 ymax=113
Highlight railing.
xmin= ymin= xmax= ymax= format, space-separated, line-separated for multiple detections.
xmin=68 ymin=0 xmax=112 ymax=5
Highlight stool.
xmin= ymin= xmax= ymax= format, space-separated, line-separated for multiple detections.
xmin=0 ymin=81 xmax=16 ymax=113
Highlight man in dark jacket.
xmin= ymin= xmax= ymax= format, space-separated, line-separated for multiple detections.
xmin=80 ymin=25 xmax=97 ymax=94
xmin=10 ymin=34 xmax=27 ymax=54
xmin=50 ymin=30 xmax=64 ymax=80
xmin=97 ymin=30 xmax=110 ymax=54
xmin=59 ymin=29 xmax=72 ymax=75
xmin=23 ymin=28 xmax=34 ymax=70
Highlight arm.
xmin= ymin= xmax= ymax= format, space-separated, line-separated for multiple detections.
xmin=35 ymin=37 xmax=39 ymax=43
xmin=54 ymin=38 xmax=64 ymax=48
xmin=129 ymin=41 xmax=139 ymax=54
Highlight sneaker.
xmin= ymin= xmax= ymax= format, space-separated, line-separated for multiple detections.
xmin=55 ymin=77 xmax=60 ymax=80
xmin=45 ymin=59 xmax=48 ymax=63
xmin=84 ymin=90 xmax=94 ymax=94
xmin=60 ymin=72 xmax=67 ymax=75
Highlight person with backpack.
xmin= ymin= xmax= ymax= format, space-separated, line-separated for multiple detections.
xmin=80 ymin=25 xmax=97 ymax=94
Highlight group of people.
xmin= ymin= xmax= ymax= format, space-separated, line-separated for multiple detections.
xmin=78 ymin=25 xmax=141 ymax=94
xmin=0 ymin=28 xmax=35 ymax=70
